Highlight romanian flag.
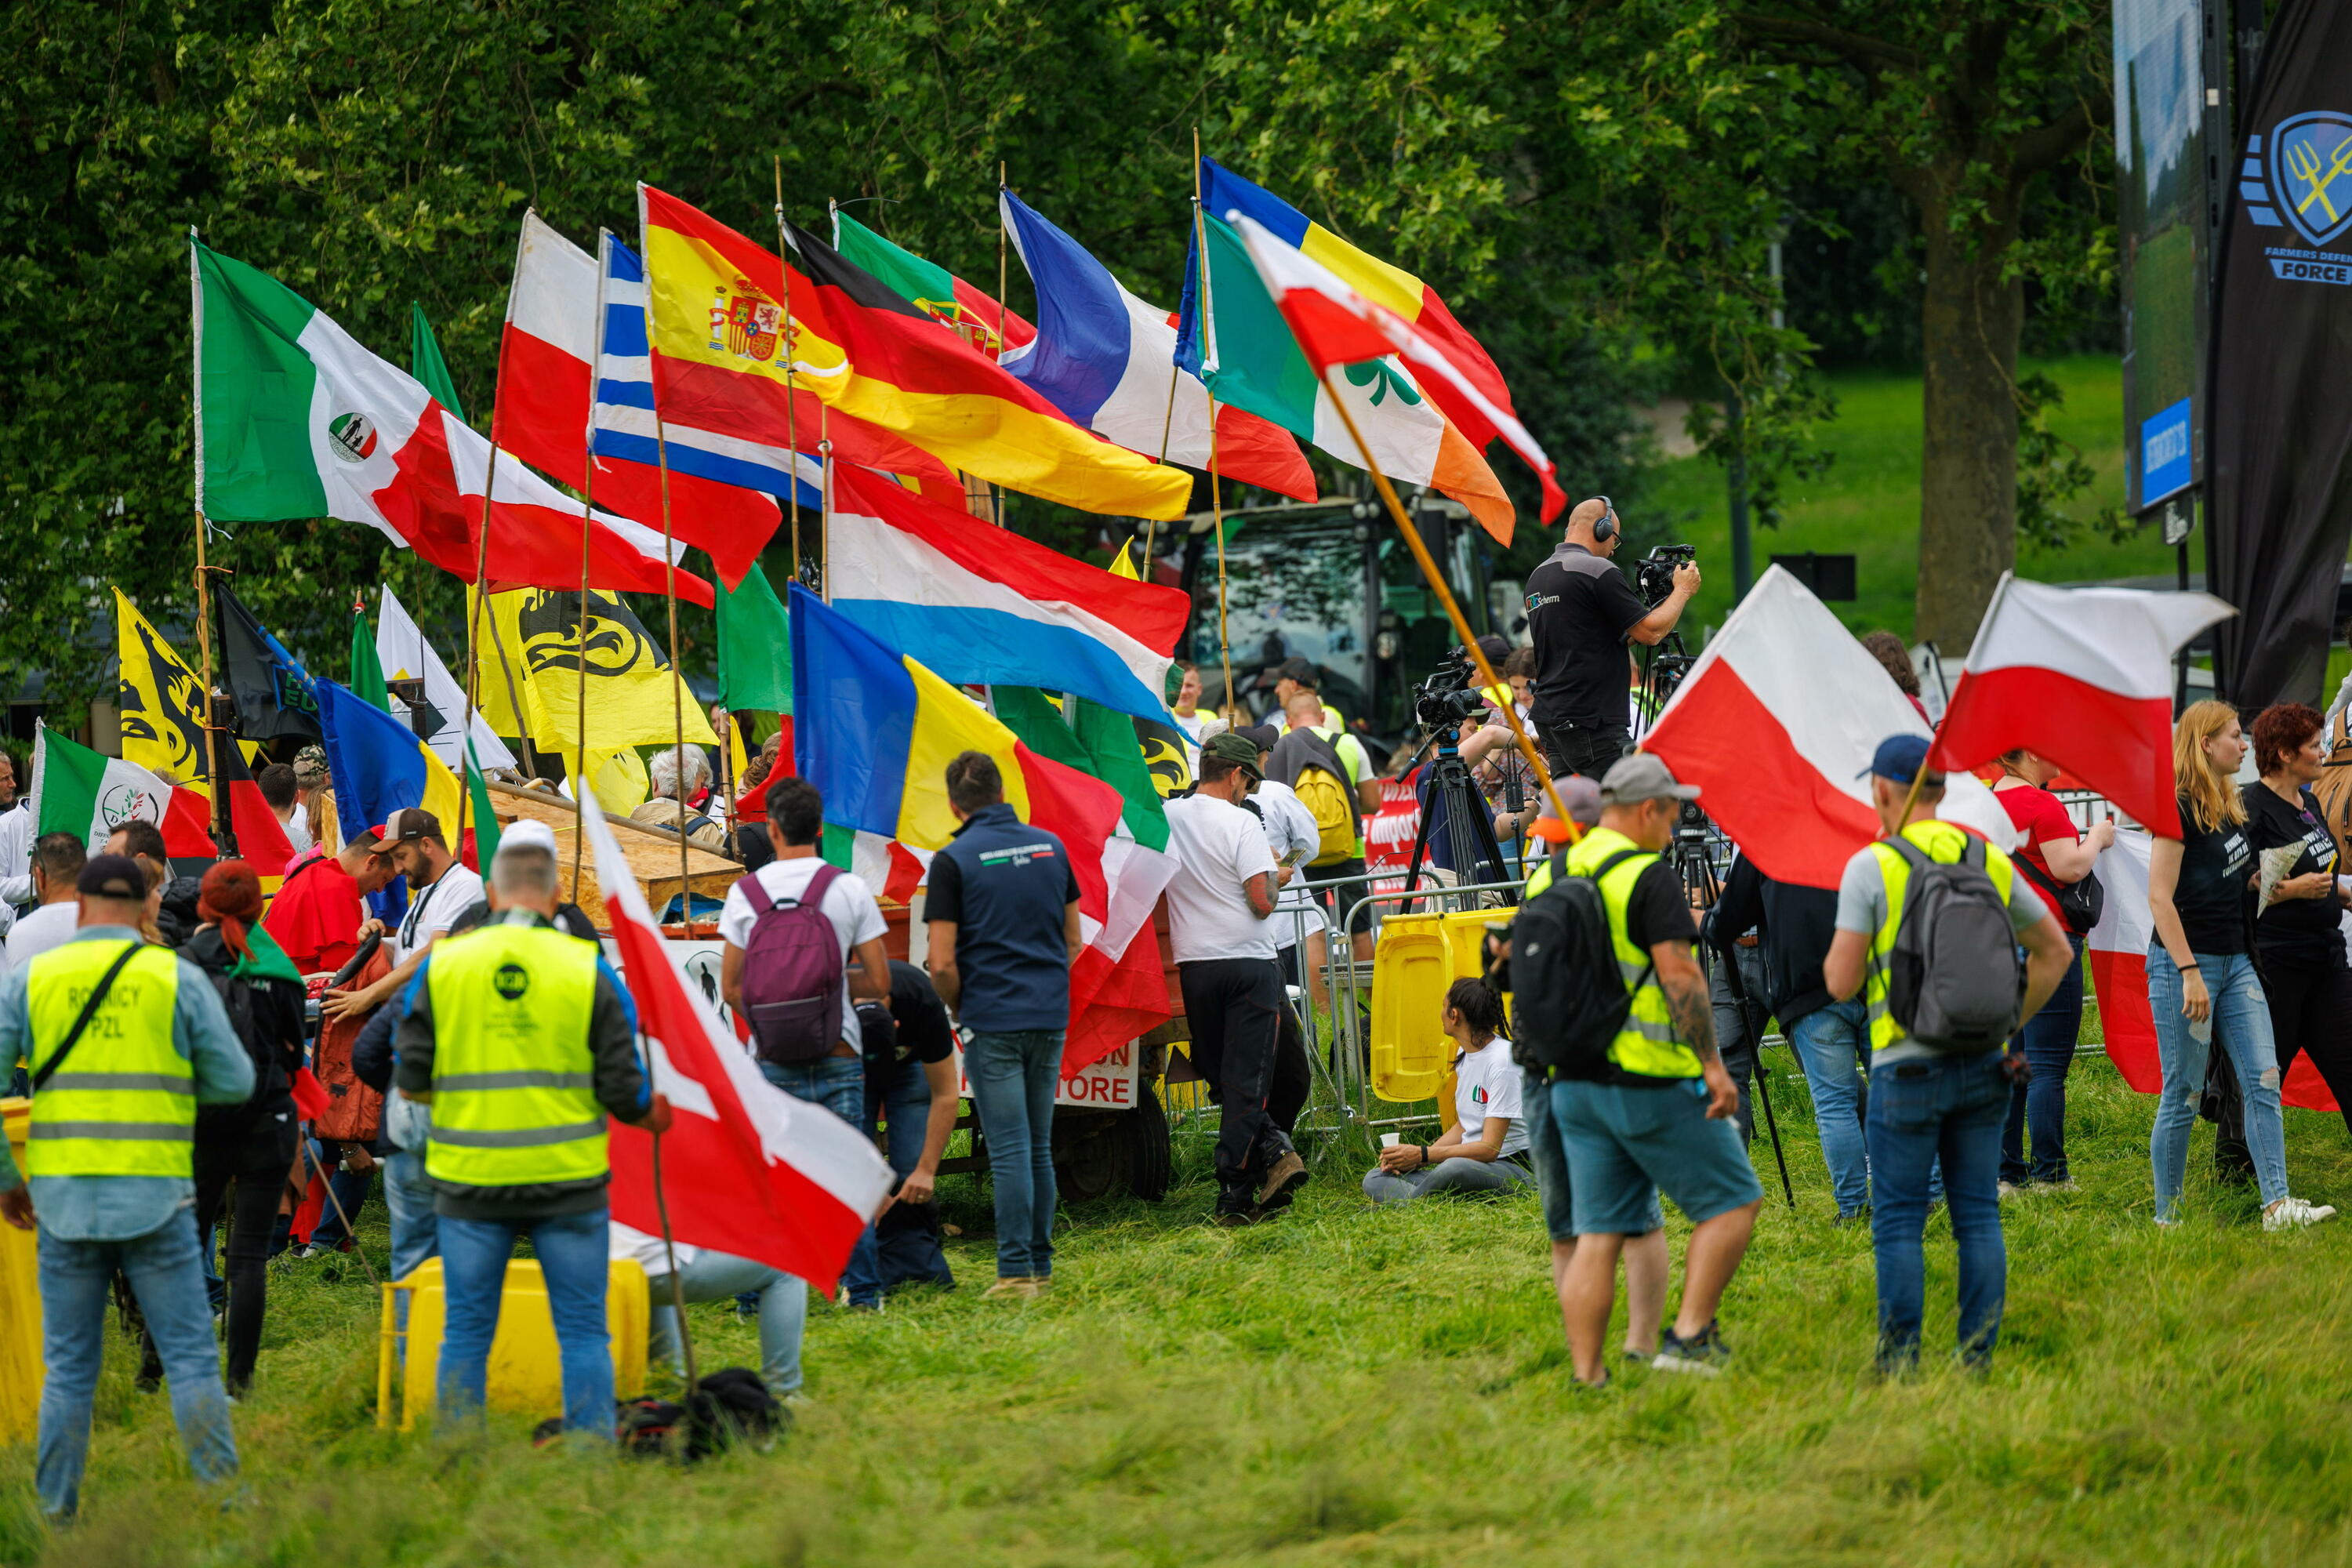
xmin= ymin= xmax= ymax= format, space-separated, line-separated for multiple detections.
xmin=831 ymin=209 xmax=1036 ymax=356
xmin=315 ymin=676 xmax=467 ymax=860
xmin=639 ymin=185 xmax=1192 ymax=521
xmin=788 ymin=585 xmax=1124 ymax=916
xmin=1198 ymin=158 xmax=1520 ymax=455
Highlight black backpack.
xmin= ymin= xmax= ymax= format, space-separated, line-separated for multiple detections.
xmin=2015 ymin=853 xmax=2104 ymax=934
xmin=1508 ymin=847 xmax=1653 ymax=1080
xmin=1879 ymin=834 xmax=2027 ymax=1053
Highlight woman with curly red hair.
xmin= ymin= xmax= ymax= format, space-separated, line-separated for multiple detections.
xmin=2241 ymin=703 xmax=2352 ymax=1134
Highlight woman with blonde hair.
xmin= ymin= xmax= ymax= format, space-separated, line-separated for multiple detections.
xmin=2144 ymin=701 xmax=2334 ymax=1229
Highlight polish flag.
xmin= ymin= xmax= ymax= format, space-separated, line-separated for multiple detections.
xmin=1931 ymin=575 xmax=2234 ymax=837
xmin=583 ymin=788 xmax=893 ymax=1291
xmin=2087 ymin=828 xmax=2339 ymax=1112
xmin=1640 ymin=566 xmax=2016 ymax=891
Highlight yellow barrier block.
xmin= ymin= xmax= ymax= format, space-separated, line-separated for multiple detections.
xmin=1 ymin=1099 xmax=34 ymax=1446
xmin=379 ymin=1256 xmax=648 ymax=1431
xmin=1369 ymin=915 xmax=1453 ymax=1102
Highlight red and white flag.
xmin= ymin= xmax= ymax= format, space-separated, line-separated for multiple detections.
xmin=583 ymin=789 xmax=893 ymax=1292
xmin=1932 ymin=575 xmax=2234 ymax=837
xmin=1641 ymin=565 xmax=2014 ymax=890
xmin=2088 ymin=829 xmax=2339 ymax=1112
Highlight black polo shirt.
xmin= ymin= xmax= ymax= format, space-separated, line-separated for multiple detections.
xmin=1525 ymin=542 xmax=1649 ymax=730
xmin=924 ymin=803 xmax=1080 ymax=1033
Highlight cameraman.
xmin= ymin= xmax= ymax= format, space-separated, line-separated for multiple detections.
xmin=1524 ymin=497 xmax=1701 ymax=779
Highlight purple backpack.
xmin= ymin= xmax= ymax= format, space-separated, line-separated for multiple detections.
xmin=738 ymin=863 xmax=848 ymax=1065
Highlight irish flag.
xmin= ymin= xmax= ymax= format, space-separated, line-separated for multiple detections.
xmin=191 ymin=239 xmax=713 ymax=607
xmin=31 ymin=723 xmax=216 ymax=857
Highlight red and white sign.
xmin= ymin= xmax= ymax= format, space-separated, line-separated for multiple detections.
xmin=953 ymin=1040 xmax=1140 ymax=1111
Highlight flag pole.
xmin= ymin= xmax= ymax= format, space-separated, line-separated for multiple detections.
xmin=774 ymin=158 xmax=803 ymax=589
xmin=1312 ymin=368 xmax=1570 ymax=833
xmin=996 ymin=162 xmax=1011 ymax=532
xmin=651 ymin=1127 xmax=699 ymax=1397
xmin=1191 ymin=131 xmax=1234 ymax=721
xmin=188 ymin=228 xmax=234 ymax=854
xmin=460 ymin=292 xmax=514 ymax=869
xmin=571 ymin=229 xmax=615 ymax=893
xmin=818 ymin=405 xmax=833 ymax=601
xmin=654 ymin=418 xmax=695 ymax=935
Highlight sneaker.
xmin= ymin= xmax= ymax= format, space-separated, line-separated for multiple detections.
xmin=1618 ymin=1348 xmax=1657 ymax=1374
xmin=982 ymin=1276 xmax=1043 ymax=1300
xmin=1652 ymin=1321 xmax=1733 ymax=1377
xmin=1255 ymin=1151 xmax=1309 ymax=1210
xmin=2263 ymin=1196 xmax=2339 ymax=1232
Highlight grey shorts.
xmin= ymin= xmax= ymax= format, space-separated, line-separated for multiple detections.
xmin=1552 ymin=1076 xmax=1763 ymax=1236
xmin=1523 ymin=1066 xmax=1661 ymax=1242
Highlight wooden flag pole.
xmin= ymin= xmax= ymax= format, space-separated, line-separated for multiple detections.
xmin=1191 ymin=130 xmax=1234 ymax=721
xmin=774 ymin=158 xmax=803 ymax=588
xmin=570 ymin=228 xmax=616 ymax=891
xmin=1312 ymin=369 xmax=1571 ymax=833
xmin=653 ymin=418 xmax=695 ymax=935
xmin=191 ymin=516 xmax=234 ymax=854
xmin=459 ymin=339 xmax=510 ymax=864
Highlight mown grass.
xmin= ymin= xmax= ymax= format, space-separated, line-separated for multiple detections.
xmin=5 ymin=1040 xmax=2352 ymax=1566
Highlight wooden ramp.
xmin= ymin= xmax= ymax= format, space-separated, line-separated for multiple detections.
xmin=483 ymin=780 xmax=740 ymax=929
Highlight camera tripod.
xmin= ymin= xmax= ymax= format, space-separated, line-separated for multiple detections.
xmin=1631 ymin=631 xmax=1696 ymax=743
xmin=1671 ymin=813 xmax=1796 ymax=1210
xmin=1399 ymin=725 xmax=1519 ymax=903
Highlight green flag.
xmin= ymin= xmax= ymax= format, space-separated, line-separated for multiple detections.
xmin=717 ymin=562 xmax=793 ymax=713
xmin=408 ymin=302 xmax=466 ymax=423
xmin=350 ymin=601 xmax=389 ymax=711
xmin=464 ymin=736 xmax=500 ymax=866
xmin=993 ymin=688 xmax=1168 ymax=851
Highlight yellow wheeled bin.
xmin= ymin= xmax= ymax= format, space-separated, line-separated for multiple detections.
xmin=378 ymin=1255 xmax=649 ymax=1430
xmin=1369 ymin=914 xmax=1454 ymax=1102
xmin=1 ymin=1099 xmax=36 ymax=1445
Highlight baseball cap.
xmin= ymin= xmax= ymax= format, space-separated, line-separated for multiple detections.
xmin=370 ymin=807 xmax=444 ymax=852
xmin=1232 ymin=723 xmax=1281 ymax=753
xmin=1272 ymin=655 xmax=1317 ymax=687
xmin=1201 ymin=730 xmax=1265 ymax=782
xmin=1527 ymin=775 xmax=1603 ymax=843
xmin=1860 ymin=735 xmax=1940 ymax=786
xmin=1598 ymin=753 xmax=1701 ymax=805
xmin=498 ymin=819 xmax=557 ymax=856
xmin=78 ymin=853 xmax=147 ymax=901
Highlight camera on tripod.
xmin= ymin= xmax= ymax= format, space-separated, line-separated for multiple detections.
xmin=1635 ymin=543 xmax=1697 ymax=606
xmin=1413 ymin=646 xmax=1489 ymax=734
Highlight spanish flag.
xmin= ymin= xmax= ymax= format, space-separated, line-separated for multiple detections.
xmin=787 ymin=584 xmax=1124 ymax=913
xmin=639 ymin=185 xmax=1192 ymax=522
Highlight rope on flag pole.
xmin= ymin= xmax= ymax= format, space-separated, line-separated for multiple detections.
xmin=773 ymin=158 xmax=803 ymax=589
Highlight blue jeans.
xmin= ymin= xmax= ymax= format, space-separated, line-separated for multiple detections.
xmin=38 ymin=1217 xmax=239 ymax=1518
xmin=2147 ymin=948 xmax=2289 ymax=1216
xmin=758 ymin=1054 xmax=866 ymax=1313
xmin=2003 ymin=935 xmax=2085 ymax=1184
xmin=304 ymin=1138 xmax=375 ymax=1250
xmin=1866 ymin=1052 xmax=2008 ymax=1370
xmin=436 ymin=1208 xmax=613 ymax=1436
xmin=966 ymin=1029 xmax=1065 ymax=1279
xmin=383 ymin=1149 xmax=441 ymax=1284
xmin=1788 ymin=1000 xmax=1871 ymax=1218
xmin=647 ymin=1250 xmax=807 ymax=1397
xmin=844 ymin=1054 xmax=956 ymax=1306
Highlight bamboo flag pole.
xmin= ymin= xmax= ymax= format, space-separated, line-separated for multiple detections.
xmin=568 ymin=228 xmax=616 ymax=891
xmin=773 ymin=158 xmax=803 ymax=586
xmin=187 ymin=229 xmax=233 ymax=852
xmin=1312 ymin=370 xmax=1571 ymax=833
xmin=652 ymin=419 xmax=695 ymax=935
xmin=995 ymin=162 xmax=1011 ymax=532
xmin=1191 ymin=130 xmax=1235 ymax=720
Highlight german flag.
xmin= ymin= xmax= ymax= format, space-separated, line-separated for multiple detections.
xmin=639 ymin=185 xmax=1192 ymax=521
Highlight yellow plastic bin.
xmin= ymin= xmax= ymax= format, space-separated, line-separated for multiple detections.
xmin=1 ymin=1099 xmax=36 ymax=1445
xmin=1368 ymin=914 xmax=1454 ymax=1102
xmin=378 ymin=1255 xmax=648 ymax=1431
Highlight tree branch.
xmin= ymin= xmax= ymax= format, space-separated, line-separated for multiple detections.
xmin=2012 ymin=96 xmax=2097 ymax=180
xmin=1728 ymin=12 xmax=1926 ymax=72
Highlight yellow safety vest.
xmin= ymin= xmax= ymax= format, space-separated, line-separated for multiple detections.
xmin=26 ymin=940 xmax=192 ymax=1178
xmin=1559 ymin=826 xmax=1699 ymax=1081
xmin=1862 ymin=818 xmax=2020 ymax=1053
xmin=423 ymin=920 xmax=605 ymax=1188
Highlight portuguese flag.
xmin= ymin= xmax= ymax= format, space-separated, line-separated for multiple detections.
xmin=31 ymin=723 xmax=218 ymax=858
xmin=191 ymin=239 xmax=712 ymax=606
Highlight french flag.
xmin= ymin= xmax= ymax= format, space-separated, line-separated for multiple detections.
xmin=497 ymin=211 xmax=782 ymax=589
xmin=826 ymin=463 xmax=1192 ymax=724
xmin=1640 ymin=566 xmax=2016 ymax=891
xmin=1931 ymin=575 xmax=2235 ymax=837
xmin=997 ymin=189 xmax=1315 ymax=503
xmin=583 ymin=784 xmax=895 ymax=1292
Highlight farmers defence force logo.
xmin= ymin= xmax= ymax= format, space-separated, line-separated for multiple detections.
xmin=100 ymin=782 xmax=163 ymax=832
xmin=2243 ymin=111 xmax=2352 ymax=285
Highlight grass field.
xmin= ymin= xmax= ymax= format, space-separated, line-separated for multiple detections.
xmin=1641 ymin=355 xmax=2179 ymax=644
xmin=7 ymin=1028 xmax=2352 ymax=1566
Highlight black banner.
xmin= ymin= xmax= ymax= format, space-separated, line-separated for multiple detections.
xmin=216 ymin=583 xmax=321 ymax=742
xmin=2210 ymin=0 xmax=2352 ymax=708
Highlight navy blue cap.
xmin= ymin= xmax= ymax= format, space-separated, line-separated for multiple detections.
xmin=1860 ymin=734 xmax=1939 ymax=785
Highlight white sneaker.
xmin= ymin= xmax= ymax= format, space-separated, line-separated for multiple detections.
xmin=2263 ymin=1196 xmax=2338 ymax=1232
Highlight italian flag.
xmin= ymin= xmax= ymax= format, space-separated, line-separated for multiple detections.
xmin=32 ymin=723 xmax=217 ymax=857
xmin=191 ymin=239 xmax=713 ymax=607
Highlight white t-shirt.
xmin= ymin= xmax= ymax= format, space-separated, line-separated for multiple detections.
xmin=609 ymin=1221 xmax=702 ymax=1278
xmin=281 ymin=802 xmax=314 ymax=857
xmin=1250 ymin=781 xmax=1326 ymax=951
xmin=0 ymin=802 xmax=30 ymax=908
xmin=1163 ymin=793 xmax=1279 ymax=964
xmin=5 ymin=902 xmax=79 ymax=967
xmin=1453 ymin=1036 xmax=1528 ymax=1158
xmin=392 ymin=861 xmax=485 ymax=967
xmin=718 ymin=857 xmax=888 ymax=1052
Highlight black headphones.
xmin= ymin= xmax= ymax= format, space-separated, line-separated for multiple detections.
xmin=1589 ymin=495 xmax=1617 ymax=543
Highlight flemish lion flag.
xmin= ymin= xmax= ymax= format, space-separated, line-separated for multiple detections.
xmin=470 ymin=586 xmax=718 ymax=753
xmin=114 ymin=589 xmax=295 ymax=873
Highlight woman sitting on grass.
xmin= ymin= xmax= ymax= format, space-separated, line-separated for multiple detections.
xmin=1363 ymin=978 xmax=1534 ymax=1203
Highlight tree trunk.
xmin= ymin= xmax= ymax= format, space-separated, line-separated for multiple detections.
xmin=1912 ymin=188 xmax=2026 ymax=653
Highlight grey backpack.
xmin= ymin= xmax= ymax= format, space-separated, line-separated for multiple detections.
xmin=1881 ymin=834 xmax=2025 ymax=1053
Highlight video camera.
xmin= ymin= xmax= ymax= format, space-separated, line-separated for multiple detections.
xmin=1413 ymin=646 xmax=1488 ymax=734
xmin=1635 ymin=543 xmax=1697 ymax=607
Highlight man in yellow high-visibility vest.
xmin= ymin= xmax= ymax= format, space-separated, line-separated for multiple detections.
xmin=1824 ymin=735 xmax=2071 ymax=1376
xmin=0 ymin=854 xmax=255 ymax=1521
xmin=394 ymin=833 xmax=670 ymax=1436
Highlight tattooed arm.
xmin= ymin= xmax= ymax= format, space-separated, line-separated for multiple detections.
xmin=1651 ymin=940 xmax=1738 ymax=1119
